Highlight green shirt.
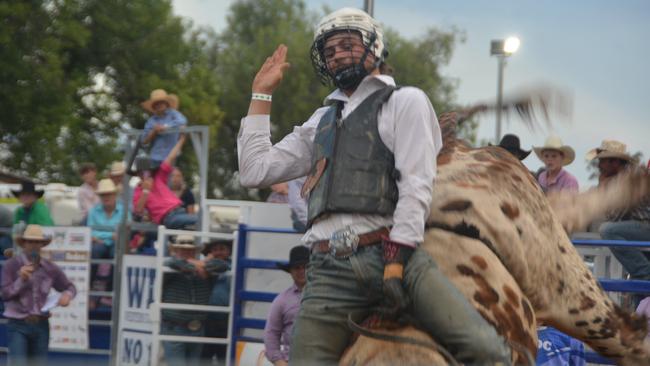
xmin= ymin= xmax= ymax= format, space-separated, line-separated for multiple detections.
xmin=13 ymin=201 xmax=54 ymax=226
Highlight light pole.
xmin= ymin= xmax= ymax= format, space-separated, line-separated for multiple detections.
xmin=364 ymin=0 xmax=374 ymax=16
xmin=490 ymin=36 xmax=520 ymax=143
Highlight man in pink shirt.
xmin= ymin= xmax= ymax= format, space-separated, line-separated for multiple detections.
xmin=132 ymin=134 xmax=197 ymax=230
xmin=264 ymin=246 xmax=308 ymax=366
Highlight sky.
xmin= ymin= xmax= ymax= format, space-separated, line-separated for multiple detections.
xmin=172 ymin=0 xmax=650 ymax=189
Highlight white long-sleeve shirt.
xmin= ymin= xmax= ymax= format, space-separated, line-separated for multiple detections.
xmin=238 ymin=74 xmax=442 ymax=246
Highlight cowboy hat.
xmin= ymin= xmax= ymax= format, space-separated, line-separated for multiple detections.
xmin=109 ymin=161 xmax=126 ymax=176
xmin=17 ymin=224 xmax=52 ymax=246
xmin=141 ymin=89 xmax=179 ymax=114
xmin=11 ymin=181 xmax=44 ymax=198
xmin=489 ymin=134 xmax=531 ymax=161
xmin=169 ymin=234 xmax=200 ymax=250
xmin=276 ymin=246 xmax=310 ymax=272
xmin=96 ymin=179 xmax=117 ymax=195
xmin=586 ymin=140 xmax=633 ymax=162
xmin=533 ymin=136 xmax=575 ymax=166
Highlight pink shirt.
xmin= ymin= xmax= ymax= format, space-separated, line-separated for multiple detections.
xmin=263 ymin=284 xmax=302 ymax=362
xmin=538 ymin=169 xmax=579 ymax=194
xmin=133 ymin=161 xmax=182 ymax=224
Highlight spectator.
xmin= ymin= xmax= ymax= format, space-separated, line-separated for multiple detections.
xmin=108 ymin=161 xmax=126 ymax=195
xmin=0 ymin=204 xmax=14 ymax=255
xmin=589 ymin=141 xmax=650 ymax=287
xmin=132 ymin=134 xmax=198 ymax=230
xmin=170 ymin=167 xmax=196 ymax=214
xmin=266 ymin=182 xmax=289 ymax=203
xmin=534 ymin=136 xmax=579 ymax=194
xmin=88 ymin=179 xmax=129 ymax=259
xmin=1 ymin=224 xmax=76 ymax=366
xmin=492 ymin=133 xmax=531 ymax=161
xmin=77 ymin=162 xmax=100 ymax=218
xmin=141 ymin=89 xmax=187 ymax=166
xmin=201 ymin=239 xmax=233 ymax=365
xmin=536 ymin=326 xmax=586 ymax=366
xmin=87 ymin=179 xmax=130 ymax=308
xmin=263 ymin=246 xmax=308 ymax=366
xmin=12 ymin=182 xmax=54 ymax=227
xmin=162 ymin=235 xmax=228 ymax=366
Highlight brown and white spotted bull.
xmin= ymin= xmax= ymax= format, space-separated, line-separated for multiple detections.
xmin=341 ymin=109 xmax=650 ymax=365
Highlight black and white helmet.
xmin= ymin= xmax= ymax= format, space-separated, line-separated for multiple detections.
xmin=310 ymin=8 xmax=388 ymax=88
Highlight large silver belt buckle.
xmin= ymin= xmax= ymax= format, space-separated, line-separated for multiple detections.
xmin=329 ymin=227 xmax=359 ymax=258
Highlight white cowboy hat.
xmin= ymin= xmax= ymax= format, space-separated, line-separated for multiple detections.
xmin=17 ymin=224 xmax=52 ymax=246
xmin=585 ymin=140 xmax=633 ymax=162
xmin=169 ymin=234 xmax=201 ymax=250
xmin=96 ymin=179 xmax=117 ymax=195
xmin=140 ymin=89 xmax=179 ymax=113
xmin=109 ymin=161 xmax=126 ymax=176
xmin=533 ymin=136 xmax=575 ymax=166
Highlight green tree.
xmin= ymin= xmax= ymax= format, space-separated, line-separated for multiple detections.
xmin=0 ymin=0 xmax=223 ymax=186
xmin=213 ymin=0 xmax=469 ymax=199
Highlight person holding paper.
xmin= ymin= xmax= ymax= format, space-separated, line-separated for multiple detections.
xmin=1 ymin=224 xmax=76 ymax=366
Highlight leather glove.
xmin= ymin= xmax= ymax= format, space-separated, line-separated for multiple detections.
xmin=380 ymin=237 xmax=414 ymax=320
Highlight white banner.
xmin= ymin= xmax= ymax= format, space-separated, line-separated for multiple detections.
xmin=117 ymin=255 xmax=157 ymax=366
xmin=41 ymin=226 xmax=91 ymax=350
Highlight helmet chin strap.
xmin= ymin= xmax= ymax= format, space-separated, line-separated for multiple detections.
xmin=331 ymin=32 xmax=377 ymax=91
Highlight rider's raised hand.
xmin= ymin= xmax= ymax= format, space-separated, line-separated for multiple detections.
xmin=251 ymin=44 xmax=290 ymax=95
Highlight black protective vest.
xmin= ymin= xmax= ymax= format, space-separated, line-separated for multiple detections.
xmin=306 ymin=86 xmax=400 ymax=226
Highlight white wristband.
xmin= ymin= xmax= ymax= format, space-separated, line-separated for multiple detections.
xmin=251 ymin=93 xmax=272 ymax=102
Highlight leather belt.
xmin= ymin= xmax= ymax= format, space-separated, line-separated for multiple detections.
xmin=312 ymin=227 xmax=389 ymax=257
xmin=23 ymin=315 xmax=49 ymax=325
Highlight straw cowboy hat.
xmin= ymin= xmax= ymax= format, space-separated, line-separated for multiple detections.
xmin=140 ymin=89 xmax=179 ymax=113
xmin=11 ymin=181 xmax=44 ymax=198
xmin=169 ymin=234 xmax=200 ymax=250
xmin=17 ymin=224 xmax=52 ymax=246
xmin=276 ymin=246 xmax=310 ymax=272
xmin=490 ymin=134 xmax=531 ymax=161
xmin=586 ymin=140 xmax=634 ymax=162
xmin=96 ymin=179 xmax=117 ymax=195
xmin=533 ymin=136 xmax=576 ymax=166
xmin=109 ymin=161 xmax=126 ymax=176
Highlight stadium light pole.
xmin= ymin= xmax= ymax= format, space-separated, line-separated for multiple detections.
xmin=364 ymin=0 xmax=374 ymax=16
xmin=490 ymin=36 xmax=520 ymax=143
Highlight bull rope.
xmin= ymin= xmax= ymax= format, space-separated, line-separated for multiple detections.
xmin=346 ymin=315 xmax=461 ymax=366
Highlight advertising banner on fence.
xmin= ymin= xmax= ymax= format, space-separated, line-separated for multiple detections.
xmin=41 ymin=226 xmax=91 ymax=350
xmin=117 ymin=255 xmax=157 ymax=366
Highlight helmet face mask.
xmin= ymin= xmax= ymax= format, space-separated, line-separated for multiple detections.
xmin=311 ymin=8 xmax=387 ymax=90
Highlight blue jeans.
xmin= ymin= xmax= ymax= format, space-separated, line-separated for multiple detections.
xmin=91 ymin=242 xmax=114 ymax=259
xmin=602 ymin=220 xmax=650 ymax=279
xmin=7 ymin=318 xmax=50 ymax=366
xmin=163 ymin=207 xmax=197 ymax=230
xmin=161 ymin=321 xmax=204 ymax=366
xmin=289 ymin=245 xmax=511 ymax=365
